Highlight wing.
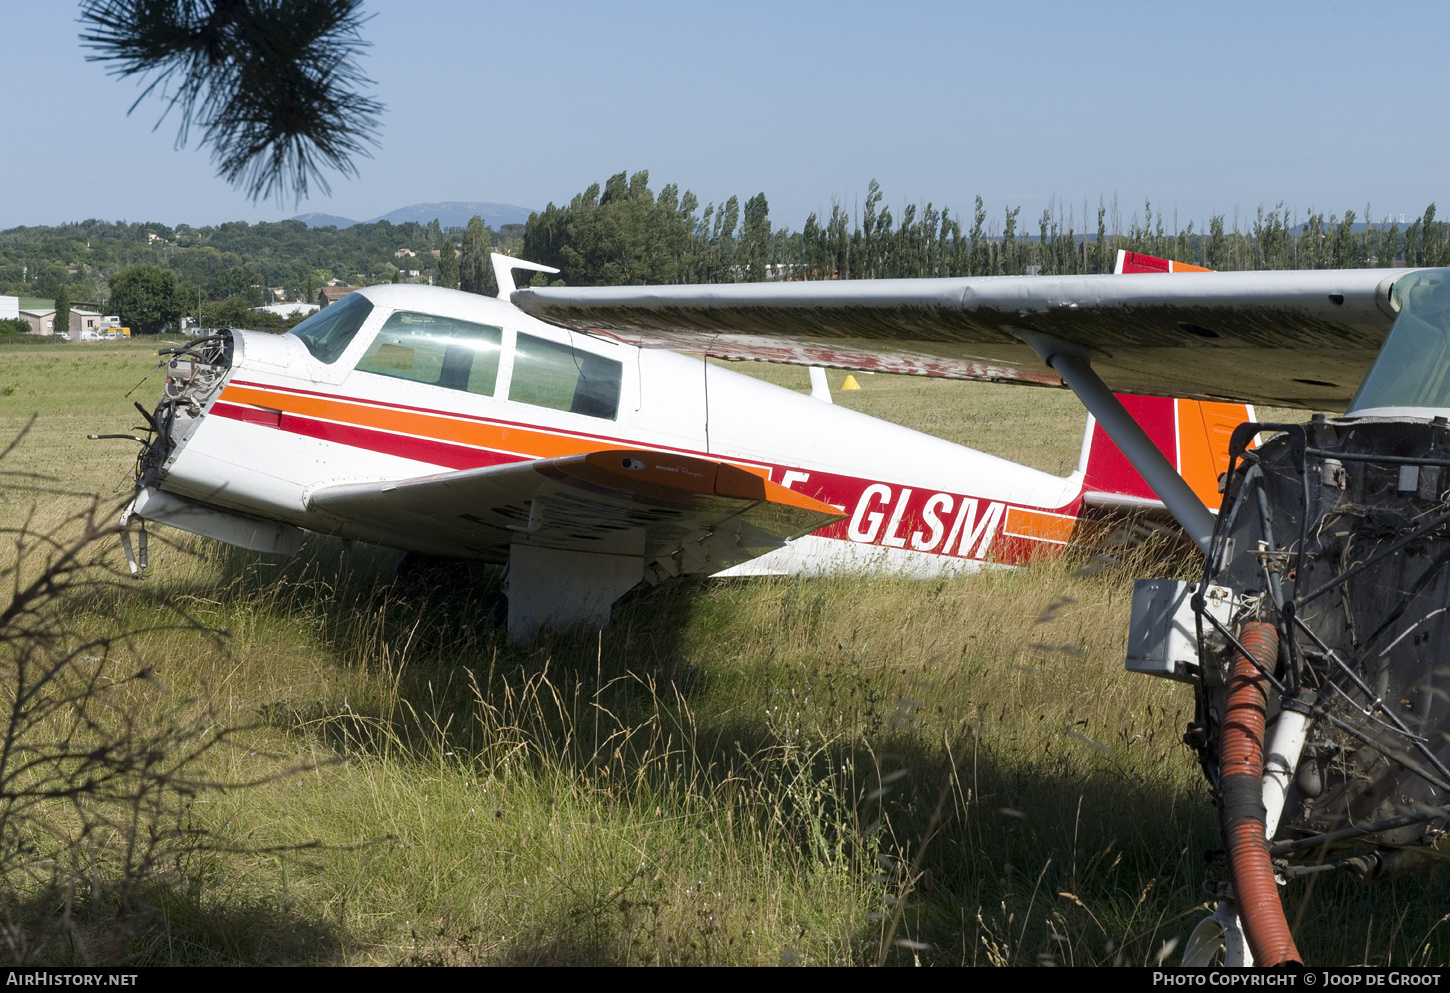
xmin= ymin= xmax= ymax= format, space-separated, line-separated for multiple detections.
xmin=513 ymin=269 xmax=1419 ymax=408
xmin=307 ymin=448 xmax=845 ymax=582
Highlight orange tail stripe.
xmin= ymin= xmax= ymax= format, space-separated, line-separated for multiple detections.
xmin=1004 ymin=507 xmax=1077 ymax=545
xmin=1176 ymin=400 xmax=1252 ymax=508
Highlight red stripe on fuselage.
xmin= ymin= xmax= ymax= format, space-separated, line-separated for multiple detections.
xmin=212 ymin=400 xmax=280 ymax=429
xmin=279 ymin=411 xmax=529 ymax=471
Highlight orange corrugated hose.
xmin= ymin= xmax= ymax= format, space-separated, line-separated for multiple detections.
xmin=1220 ymin=620 xmax=1302 ymax=966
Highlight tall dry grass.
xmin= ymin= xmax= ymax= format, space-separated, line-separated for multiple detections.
xmin=46 ymin=525 xmax=1219 ymax=965
xmin=0 ymin=480 xmax=308 ymax=964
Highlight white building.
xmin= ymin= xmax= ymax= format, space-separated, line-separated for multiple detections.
xmin=254 ymin=302 xmax=319 ymax=318
xmin=20 ymin=308 xmax=55 ymax=335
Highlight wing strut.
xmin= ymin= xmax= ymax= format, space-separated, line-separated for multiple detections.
xmin=1018 ymin=332 xmax=1216 ymax=552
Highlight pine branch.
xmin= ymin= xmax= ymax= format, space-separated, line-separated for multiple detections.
xmin=79 ymin=0 xmax=384 ymax=203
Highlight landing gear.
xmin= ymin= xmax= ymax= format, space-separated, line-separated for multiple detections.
xmin=391 ymin=552 xmax=480 ymax=589
xmin=391 ymin=553 xmax=507 ymax=627
xmin=1182 ymin=899 xmax=1253 ymax=967
xmin=503 ymin=543 xmax=643 ymax=643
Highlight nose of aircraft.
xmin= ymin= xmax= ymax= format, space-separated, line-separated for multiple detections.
xmin=137 ymin=331 xmax=235 ymax=487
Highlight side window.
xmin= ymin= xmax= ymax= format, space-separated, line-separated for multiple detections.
xmin=509 ymin=333 xmax=622 ymax=419
xmin=288 ymin=293 xmax=374 ymax=363
xmin=355 ymin=311 xmax=503 ymax=396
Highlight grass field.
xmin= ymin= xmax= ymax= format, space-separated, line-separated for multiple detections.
xmin=0 ymin=338 xmax=1445 ymax=966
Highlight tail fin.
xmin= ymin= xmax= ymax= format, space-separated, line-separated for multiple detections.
xmin=1079 ymin=396 xmax=1255 ymax=511
xmin=1114 ymin=249 xmax=1213 ymax=274
xmin=1083 ymin=253 xmax=1247 ymax=510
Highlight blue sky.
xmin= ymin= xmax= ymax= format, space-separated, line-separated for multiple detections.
xmin=5 ymin=1 xmax=1447 ymax=234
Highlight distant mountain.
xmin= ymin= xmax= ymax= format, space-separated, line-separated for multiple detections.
xmin=369 ymin=201 xmax=536 ymax=229
xmin=289 ymin=211 xmax=361 ymax=229
xmin=290 ymin=201 xmax=537 ymax=230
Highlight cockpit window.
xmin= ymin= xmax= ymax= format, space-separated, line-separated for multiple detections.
xmin=509 ymin=333 xmax=622 ymax=419
xmin=288 ymin=293 xmax=375 ymax=364
xmin=355 ymin=311 xmax=503 ymax=395
xmin=1349 ymin=271 xmax=1450 ymax=412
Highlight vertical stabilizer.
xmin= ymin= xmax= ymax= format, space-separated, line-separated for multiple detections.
xmin=1080 ymin=396 xmax=1254 ymax=509
xmin=1114 ymin=249 xmax=1214 ymax=274
xmin=1085 ymin=251 xmax=1246 ymax=510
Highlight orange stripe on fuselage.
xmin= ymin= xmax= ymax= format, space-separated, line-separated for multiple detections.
xmin=219 ymin=382 xmax=775 ymax=481
xmin=221 ymin=383 xmax=599 ymax=460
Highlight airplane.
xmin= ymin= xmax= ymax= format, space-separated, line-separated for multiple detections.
xmin=119 ymin=252 xmax=1246 ymax=649
xmin=510 ymin=252 xmax=1450 ymax=967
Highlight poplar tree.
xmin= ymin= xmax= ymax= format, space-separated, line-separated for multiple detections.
xmin=438 ymin=238 xmax=459 ymax=289
xmin=1334 ymin=212 xmax=1356 ymax=268
xmin=1424 ymin=204 xmax=1441 ymax=266
xmin=970 ymin=197 xmax=986 ymax=276
xmin=459 ymin=215 xmax=495 ymax=295
xmin=1206 ymin=215 xmax=1226 ymax=271
xmin=742 ymin=193 xmax=771 ymax=280
xmin=1088 ymin=203 xmax=1104 ymax=273
xmin=861 ymin=181 xmax=883 ymax=278
xmin=1001 ymin=207 xmax=1020 ymax=274
xmin=54 ymin=286 xmax=70 ymax=339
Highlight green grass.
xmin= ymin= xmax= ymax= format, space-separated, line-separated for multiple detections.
xmin=713 ymin=361 xmax=1088 ymax=475
xmin=0 ymin=340 xmax=1444 ymax=965
xmin=0 ymin=338 xmax=181 ymax=499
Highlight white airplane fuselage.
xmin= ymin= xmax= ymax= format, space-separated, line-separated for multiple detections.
xmin=142 ymin=285 xmax=1111 ymax=575
xmin=131 ymin=280 xmax=1242 ymax=641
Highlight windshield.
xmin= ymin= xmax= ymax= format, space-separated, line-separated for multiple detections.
xmin=1348 ymin=271 xmax=1450 ymax=413
xmin=287 ymin=293 xmax=374 ymax=364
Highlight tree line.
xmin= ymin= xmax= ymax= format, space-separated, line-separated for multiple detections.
xmin=524 ymin=173 xmax=1450 ymax=286
xmin=3 ymin=173 xmax=1447 ymax=333
xmin=0 ymin=216 xmax=525 ymax=313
